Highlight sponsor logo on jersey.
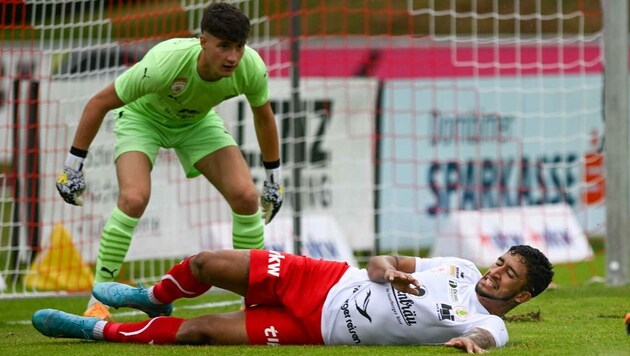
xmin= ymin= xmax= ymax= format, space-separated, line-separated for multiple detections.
xmin=436 ymin=303 xmax=455 ymax=321
xmin=394 ymin=290 xmax=418 ymax=326
xmin=415 ymin=285 xmax=428 ymax=298
xmin=355 ymin=289 xmax=372 ymax=322
xmin=449 ymin=265 xmax=465 ymax=279
xmin=175 ymin=108 xmax=201 ymax=119
xmin=341 ymin=298 xmax=362 ymax=344
xmin=448 ymin=279 xmax=460 ymax=303
xmin=267 ymin=250 xmax=285 ymax=277
xmin=171 ymin=77 xmax=188 ymax=95
xmin=437 ymin=265 xmax=465 ymax=279
xmin=264 ymin=325 xmax=280 ymax=345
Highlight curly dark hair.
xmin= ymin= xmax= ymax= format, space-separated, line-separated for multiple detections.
xmin=508 ymin=245 xmax=554 ymax=298
xmin=200 ymin=2 xmax=250 ymax=43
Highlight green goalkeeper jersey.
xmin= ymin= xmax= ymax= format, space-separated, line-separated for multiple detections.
xmin=114 ymin=38 xmax=269 ymax=127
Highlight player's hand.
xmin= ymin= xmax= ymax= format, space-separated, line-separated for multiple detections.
xmin=385 ymin=269 xmax=422 ymax=296
xmin=261 ymin=162 xmax=283 ymax=224
xmin=56 ymin=150 xmax=87 ymax=206
xmin=444 ymin=337 xmax=488 ymax=354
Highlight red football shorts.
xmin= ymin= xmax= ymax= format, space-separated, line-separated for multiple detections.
xmin=244 ymin=250 xmax=349 ymax=345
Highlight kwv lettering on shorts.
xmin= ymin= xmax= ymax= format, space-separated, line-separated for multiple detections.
xmin=264 ymin=325 xmax=280 ymax=345
xmin=267 ymin=251 xmax=285 ymax=277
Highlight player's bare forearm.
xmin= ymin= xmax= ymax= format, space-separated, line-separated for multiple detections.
xmin=444 ymin=327 xmax=496 ymax=353
xmin=464 ymin=327 xmax=496 ymax=350
xmin=366 ymin=256 xmax=420 ymax=295
xmin=72 ymin=83 xmax=124 ymax=150
xmin=251 ymin=102 xmax=280 ymax=162
xmin=367 ymin=256 xmax=405 ymax=282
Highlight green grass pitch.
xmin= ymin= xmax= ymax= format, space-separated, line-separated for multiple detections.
xmin=1 ymin=251 xmax=629 ymax=355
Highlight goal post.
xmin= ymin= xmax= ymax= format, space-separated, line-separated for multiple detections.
xmin=602 ymin=0 xmax=629 ymax=286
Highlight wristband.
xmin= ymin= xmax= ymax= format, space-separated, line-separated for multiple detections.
xmin=263 ymin=160 xmax=280 ymax=169
xmin=263 ymin=160 xmax=281 ymax=183
xmin=70 ymin=146 xmax=88 ymax=158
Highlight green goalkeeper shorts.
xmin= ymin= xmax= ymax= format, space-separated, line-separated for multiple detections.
xmin=113 ymin=109 xmax=237 ymax=178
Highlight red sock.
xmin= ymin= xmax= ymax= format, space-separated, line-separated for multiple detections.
xmin=103 ymin=317 xmax=185 ymax=344
xmin=152 ymin=255 xmax=211 ymax=304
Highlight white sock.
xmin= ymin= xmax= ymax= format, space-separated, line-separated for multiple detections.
xmin=147 ymin=286 xmax=162 ymax=304
xmin=92 ymin=321 xmax=107 ymax=340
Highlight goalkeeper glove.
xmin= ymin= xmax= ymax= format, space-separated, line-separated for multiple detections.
xmin=56 ymin=147 xmax=87 ymax=206
xmin=261 ymin=160 xmax=284 ymax=224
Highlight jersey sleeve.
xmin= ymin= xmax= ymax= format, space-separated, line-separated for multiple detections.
xmin=414 ymin=257 xmax=424 ymax=272
xmin=468 ymin=316 xmax=509 ymax=348
xmin=415 ymin=257 xmax=482 ymax=283
xmin=415 ymin=256 xmax=466 ymax=272
xmin=114 ymin=50 xmax=165 ymax=104
xmin=242 ymin=48 xmax=269 ymax=107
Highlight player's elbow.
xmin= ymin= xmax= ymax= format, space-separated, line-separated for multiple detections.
xmin=88 ymin=83 xmax=124 ymax=113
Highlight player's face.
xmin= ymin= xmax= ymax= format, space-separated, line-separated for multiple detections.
xmin=198 ymin=33 xmax=245 ymax=81
xmin=475 ymin=252 xmax=529 ymax=302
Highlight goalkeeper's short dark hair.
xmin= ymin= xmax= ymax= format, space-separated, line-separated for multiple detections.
xmin=201 ymin=2 xmax=250 ymax=44
xmin=508 ymin=245 xmax=554 ymax=298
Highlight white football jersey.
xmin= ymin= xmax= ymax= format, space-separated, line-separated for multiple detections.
xmin=320 ymin=257 xmax=508 ymax=346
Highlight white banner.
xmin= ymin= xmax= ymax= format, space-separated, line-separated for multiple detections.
xmin=430 ymin=204 xmax=594 ymax=267
xmin=216 ymin=78 xmax=378 ymax=251
xmin=202 ymin=215 xmax=358 ymax=266
xmin=38 ymin=77 xmax=377 ymax=261
xmin=379 ymin=76 xmax=605 ymax=250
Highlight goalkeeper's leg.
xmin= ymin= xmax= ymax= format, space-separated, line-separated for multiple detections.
xmin=85 ymin=207 xmax=139 ymax=320
xmin=232 ymin=210 xmax=264 ymax=249
xmin=194 ymin=146 xmax=265 ymax=250
xmin=196 ymin=148 xmax=263 ymax=310
xmin=85 ymin=151 xmax=151 ymax=320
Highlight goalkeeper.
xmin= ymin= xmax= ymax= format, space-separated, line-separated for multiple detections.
xmin=55 ymin=2 xmax=283 ymax=321
xmin=33 ymin=245 xmax=554 ymax=353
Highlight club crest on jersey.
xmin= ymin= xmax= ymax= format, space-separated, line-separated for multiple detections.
xmin=171 ymin=77 xmax=188 ymax=95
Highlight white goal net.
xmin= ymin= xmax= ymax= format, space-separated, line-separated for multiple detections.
xmin=0 ymin=0 xmax=606 ymax=297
